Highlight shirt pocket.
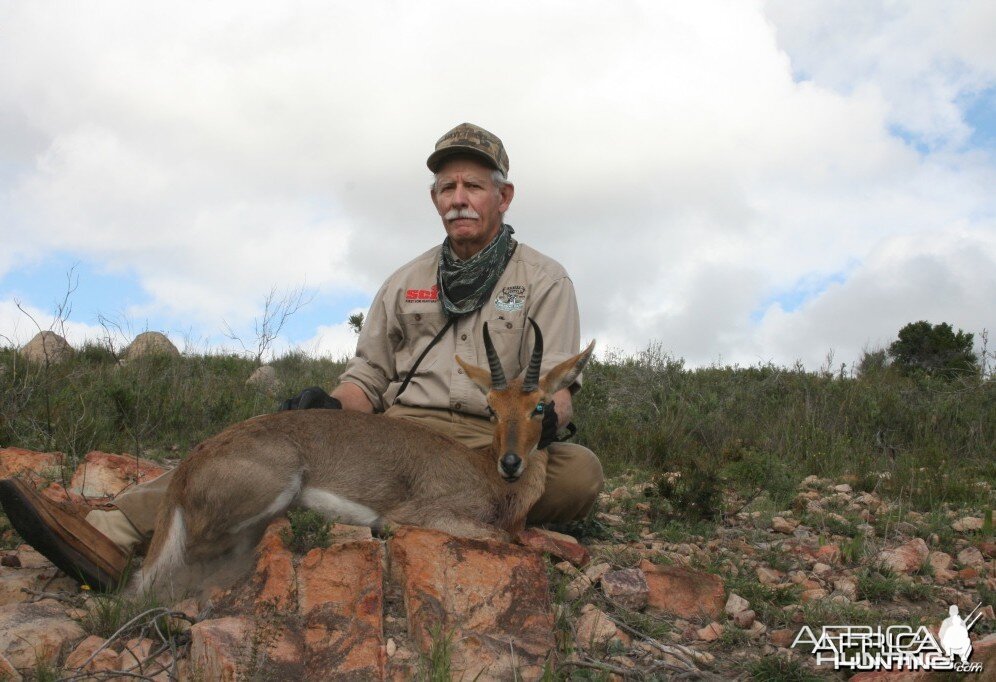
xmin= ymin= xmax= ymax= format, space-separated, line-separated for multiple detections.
xmin=396 ymin=311 xmax=448 ymax=376
xmin=483 ymin=313 xmax=528 ymax=381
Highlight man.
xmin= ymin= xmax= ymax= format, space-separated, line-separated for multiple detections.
xmin=0 ymin=123 xmax=603 ymax=592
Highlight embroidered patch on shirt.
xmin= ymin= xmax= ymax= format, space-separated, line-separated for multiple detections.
xmin=494 ymin=285 xmax=526 ymax=312
xmin=406 ymin=285 xmax=439 ymax=302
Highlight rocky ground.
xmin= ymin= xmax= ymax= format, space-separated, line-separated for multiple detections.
xmin=0 ymin=446 xmax=993 ymax=680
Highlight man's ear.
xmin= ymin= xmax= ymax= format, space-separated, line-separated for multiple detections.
xmin=498 ymin=182 xmax=514 ymax=213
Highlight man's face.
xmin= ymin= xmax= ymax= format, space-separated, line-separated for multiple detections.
xmin=431 ymin=156 xmax=514 ymax=260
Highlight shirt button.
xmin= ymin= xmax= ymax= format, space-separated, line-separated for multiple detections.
xmin=454 ymin=402 xmax=462 ymax=410
xmin=461 ymin=333 xmax=467 ymax=341
xmin=505 ymin=322 xmax=513 ymax=329
xmin=414 ymin=313 xmax=421 ymax=321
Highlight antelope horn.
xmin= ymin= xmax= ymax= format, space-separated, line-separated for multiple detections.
xmin=522 ymin=318 xmax=543 ymax=392
xmin=482 ymin=322 xmax=508 ymax=390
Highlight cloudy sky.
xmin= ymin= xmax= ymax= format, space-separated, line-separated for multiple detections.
xmin=2 ymin=1 xmax=994 ymax=370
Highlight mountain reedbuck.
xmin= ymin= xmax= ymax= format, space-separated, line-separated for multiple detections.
xmin=135 ymin=320 xmax=594 ymax=598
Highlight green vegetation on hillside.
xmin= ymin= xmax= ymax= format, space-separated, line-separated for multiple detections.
xmin=1 ymin=340 xmax=993 ymax=512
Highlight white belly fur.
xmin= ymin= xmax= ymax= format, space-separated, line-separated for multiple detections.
xmin=298 ymin=487 xmax=380 ymax=526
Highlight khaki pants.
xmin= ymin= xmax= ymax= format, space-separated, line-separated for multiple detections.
xmin=89 ymin=406 xmax=604 ymax=552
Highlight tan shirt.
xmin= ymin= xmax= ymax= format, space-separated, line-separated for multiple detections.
xmin=339 ymin=241 xmax=582 ymax=416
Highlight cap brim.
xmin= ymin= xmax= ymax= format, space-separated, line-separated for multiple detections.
xmin=427 ymin=146 xmax=500 ymax=173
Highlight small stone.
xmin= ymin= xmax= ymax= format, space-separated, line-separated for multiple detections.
xmin=596 ymin=512 xmax=624 ymax=525
xmin=756 ymin=567 xmax=783 ymax=585
xmin=118 ymin=637 xmax=172 ymax=678
xmin=565 ymin=574 xmax=593 ymax=601
xmin=958 ymin=567 xmax=978 ymax=583
xmin=64 ymin=635 xmax=118 ymax=674
xmin=770 ymin=628 xmax=796 ymax=648
xmin=928 ymin=551 xmax=953 ymax=571
xmin=517 ymin=527 xmax=589 ymax=567
xmin=771 ymin=516 xmax=798 ymax=534
xmin=957 ymin=547 xmax=985 ymax=568
xmin=876 ymin=538 xmax=929 ymax=574
xmin=246 ymin=365 xmax=280 ymax=396
xmin=951 ymin=517 xmax=984 ymax=532
xmin=895 ymin=521 xmax=918 ymax=536
xmin=814 ymin=544 xmax=840 ymax=565
xmin=640 ymin=560 xmax=726 ymax=620
xmin=575 ymin=605 xmax=617 ymax=650
xmin=696 ymin=622 xmax=723 ymax=642
xmin=610 ymin=628 xmax=632 ymax=649
xmin=600 ymin=569 xmax=649 ymax=610
xmin=801 ymin=588 xmax=829 ymax=602
xmin=833 ymin=484 xmax=852 ymax=493
xmin=813 ymin=562 xmax=832 ymax=576
xmin=386 ymin=638 xmax=397 ymax=657
xmin=584 ymin=562 xmax=612 ymax=582
xmin=13 ymin=547 xmax=51 ymax=569
xmin=833 ymin=577 xmax=858 ymax=601
xmin=733 ymin=609 xmax=756 ymax=628
xmin=724 ymin=593 xmax=750 ymax=616
xmin=788 ymin=570 xmax=807 ymax=584
xmin=748 ymin=621 xmax=767 ymax=638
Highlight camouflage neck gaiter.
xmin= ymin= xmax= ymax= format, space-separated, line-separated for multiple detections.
xmin=437 ymin=224 xmax=517 ymax=318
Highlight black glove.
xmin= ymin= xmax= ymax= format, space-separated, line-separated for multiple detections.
xmin=279 ymin=386 xmax=343 ymax=411
xmin=537 ymin=400 xmax=559 ymax=450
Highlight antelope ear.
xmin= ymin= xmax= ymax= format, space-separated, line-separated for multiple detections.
xmin=456 ymin=355 xmax=493 ymax=394
xmin=539 ymin=341 xmax=595 ymax=395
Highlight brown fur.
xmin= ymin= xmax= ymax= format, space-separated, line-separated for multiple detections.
xmin=136 ymin=342 xmax=594 ymax=598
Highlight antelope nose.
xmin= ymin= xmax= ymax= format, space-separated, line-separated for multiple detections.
xmin=501 ymin=453 xmax=521 ymax=476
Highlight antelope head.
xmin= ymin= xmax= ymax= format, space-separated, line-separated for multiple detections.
xmin=456 ymin=319 xmax=595 ymax=481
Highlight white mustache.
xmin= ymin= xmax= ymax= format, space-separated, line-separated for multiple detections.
xmin=445 ymin=208 xmax=480 ymax=221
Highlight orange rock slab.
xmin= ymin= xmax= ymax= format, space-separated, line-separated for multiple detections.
xmin=298 ymin=540 xmax=386 ymax=680
xmin=189 ymin=615 xmax=304 ymax=682
xmin=0 ymin=448 xmax=64 ymax=480
xmin=63 ymin=635 xmax=118 ymax=675
xmin=389 ymin=526 xmax=555 ymax=681
xmin=68 ymin=451 xmax=167 ymax=499
xmin=517 ymin=527 xmax=590 ymax=567
xmin=639 ymin=559 xmax=726 ymax=620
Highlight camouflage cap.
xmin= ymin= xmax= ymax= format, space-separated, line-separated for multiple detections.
xmin=427 ymin=122 xmax=509 ymax=176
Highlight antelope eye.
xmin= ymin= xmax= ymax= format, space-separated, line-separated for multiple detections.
xmin=532 ymin=402 xmax=545 ymax=416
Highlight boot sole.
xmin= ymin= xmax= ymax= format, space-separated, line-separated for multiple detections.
xmin=0 ymin=479 xmax=125 ymax=592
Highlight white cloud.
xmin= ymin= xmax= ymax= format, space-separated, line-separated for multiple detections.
xmin=1 ymin=1 xmax=993 ymax=369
